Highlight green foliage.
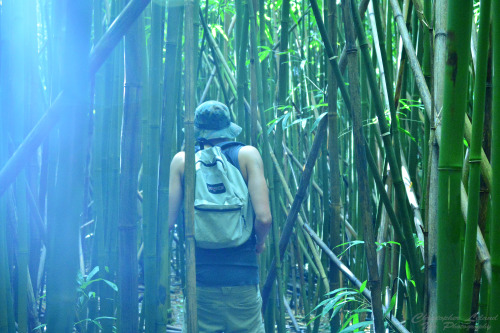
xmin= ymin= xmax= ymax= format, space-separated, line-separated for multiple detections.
xmin=309 ymin=287 xmax=375 ymax=332
xmin=76 ymin=267 xmax=118 ymax=331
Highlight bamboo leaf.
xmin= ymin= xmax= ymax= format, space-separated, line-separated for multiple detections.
xmin=282 ymin=112 xmax=292 ymax=129
xmin=385 ymin=293 xmax=398 ymax=316
xmin=87 ymin=266 xmax=100 ymax=281
xmin=339 ymin=321 xmax=373 ymax=333
xmin=309 ymin=112 xmax=327 ymax=133
xmin=359 ymin=280 xmax=367 ymax=294
xmin=212 ymin=24 xmax=229 ymax=41
xmin=103 ymin=279 xmax=119 ymax=292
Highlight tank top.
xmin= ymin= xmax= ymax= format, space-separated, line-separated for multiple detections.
xmin=194 ymin=142 xmax=259 ymax=287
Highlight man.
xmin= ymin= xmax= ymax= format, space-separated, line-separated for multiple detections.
xmin=168 ymin=101 xmax=272 ymax=332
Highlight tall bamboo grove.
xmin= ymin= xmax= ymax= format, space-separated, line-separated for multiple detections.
xmin=0 ymin=0 xmax=497 ymax=332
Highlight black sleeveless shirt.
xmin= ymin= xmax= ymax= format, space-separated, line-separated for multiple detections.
xmin=194 ymin=142 xmax=259 ymax=287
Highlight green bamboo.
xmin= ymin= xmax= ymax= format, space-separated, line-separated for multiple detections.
xmin=1 ymin=1 xmax=29 ymax=331
xmin=351 ymin=0 xmax=423 ymax=299
xmin=326 ymin=1 xmax=342 ymax=329
xmin=271 ymin=3 xmax=290 ymax=328
xmin=183 ymin=0 xmax=198 ymax=331
xmin=269 ymin=4 xmax=287 ymax=329
xmin=0 ymin=193 xmax=14 ymax=332
xmin=407 ymin=9 xmax=420 ymax=181
xmin=16 ymin=172 xmax=29 ymax=333
xmin=258 ymin=0 xmax=270 ymax=114
xmin=385 ymin=2 xmax=394 ymax=93
xmin=249 ymin=1 xmax=258 ymax=146
xmin=157 ymin=1 xmax=184 ymax=327
xmin=91 ymin=0 xmax=106 ymax=330
xmin=435 ymin=1 xmax=473 ymax=331
xmin=142 ymin=0 xmax=164 ymax=330
xmin=107 ymin=0 xmax=125 ymax=326
xmin=343 ymin=1 xmax=384 ymax=330
xmin=294 ymin=232 xmax=311 ymax=331
xmin=118 ymin=6 xmax=143 ymax=331
xmin=236 ymin=0 xmax=248 ymax=135
xmin=488 ymin=0 xmax=500 ymax=331
xmin=0 ymin=18 xmax=16 ymax=327
xmin=458 ymin=1 xmax=490 ymax=330
xmin=275 ymin=0 xmax=290 ymax=160
xmin=93 ymin=1 xmax=123 ymax=331
xmin=262 ymin=115 xmax=328 ymax=310
xmin=371 ymin=0 xmax=401 ymax=167
xmin=45 ymin=2 xmax=91 ymax=332
xmin=248 ymin=2 xmax=285 ymax=330
xmin=421 ymin=0 xmax=431 ymax=226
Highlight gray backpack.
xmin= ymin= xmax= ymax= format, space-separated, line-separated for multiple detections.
xmin=194 ymin=143 xmax=253 ymax=249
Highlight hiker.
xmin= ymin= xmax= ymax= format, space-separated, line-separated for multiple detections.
xmin=168 ymin=101 xmax=272 ymax=332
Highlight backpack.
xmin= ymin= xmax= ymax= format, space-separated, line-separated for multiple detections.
xmin=194 ymin=142 xmax=253 ymax=249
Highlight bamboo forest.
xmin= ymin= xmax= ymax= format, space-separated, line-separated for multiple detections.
xmin=1 ymin=0 xmax=500 ymax=332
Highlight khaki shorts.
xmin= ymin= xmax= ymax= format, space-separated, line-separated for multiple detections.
xmin=185 ymin=285 xmax=265 ymax=333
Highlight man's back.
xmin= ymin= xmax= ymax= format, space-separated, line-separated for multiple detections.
xmin=168 ymin=144 xmax=271 ymax=254
xmin=167 ymin=100 xmax=271 ymax=332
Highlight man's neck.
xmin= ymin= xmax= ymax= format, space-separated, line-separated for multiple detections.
xmin=203 ymin=138 xmax=233 ymax=147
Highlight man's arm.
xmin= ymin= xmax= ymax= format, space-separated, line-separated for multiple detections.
xmin=168 ymin=152 xmax=185 ymax=230
xmin=239 ymin=146 xmax=272 ymax=254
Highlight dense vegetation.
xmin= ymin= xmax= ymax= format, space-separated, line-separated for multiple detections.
xmin=0 ymin=0 xmax=499 ymax=332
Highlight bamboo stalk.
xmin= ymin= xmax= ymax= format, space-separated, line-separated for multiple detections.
xmin=343 ymin=1 xmax=384 ymax=330
xmin=459 ymin=1 xmax=491 ymax=330
xmin=435 ymin=0 xmax=473 ymax=330
xmin=0 ymin=197 xmax=15 ymax=332
xmin=157 ymin=1 xmax=184 ymax=327
xmin=271 ymin=4 xmax=291 ymax=330
xmin=183 ymin=0 xmax=198 ymax=331
xmin=351 ymin=0 xmax=423 ymax=301
xmin=261 ymin=115 xmax=328 ymax=310
xmin=236 ymin=0 xmax=249 ymax=141
xmin=143 ymin=0 xmax=164 ymax=330
xmin=459 ymin=184 xmax=492 ymax=283
xmin=45 ymin=2 xmax=92 ymax=332
xmin=117 ymin=5 xmax=143 ymax=331
xmin=326 ymin=1 xmax=342 ymax=330
xmin=488 ymin=1 xmax=500 ymax=330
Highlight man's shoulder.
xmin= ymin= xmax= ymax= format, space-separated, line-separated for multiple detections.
xmin=238 ymin=145 xmax=260 ymax=156
xmin=171 ymin=151 xmax=185 ymax=172
xmin=238 ymin=145 xmax=263 ymax=167
xmin=172 ymin=151 xmax=185 ymax=162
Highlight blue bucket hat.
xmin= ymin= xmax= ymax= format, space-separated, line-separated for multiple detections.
xmin=194 ymin=101 xmax=242 ymax=140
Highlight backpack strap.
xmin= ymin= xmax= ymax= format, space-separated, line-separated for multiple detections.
xmin=216 ymin=141 xmax=245 ymax=171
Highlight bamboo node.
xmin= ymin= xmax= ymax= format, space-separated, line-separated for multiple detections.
xmin=381 ymin=132 xmax=391 ymax=137
xmin=437 ymin=166 xmax=462 ymax=171
xmin=346 ymin=48 xmax=357 ymax=54
xmin=394 ymin=13 xmax=403 ymax=21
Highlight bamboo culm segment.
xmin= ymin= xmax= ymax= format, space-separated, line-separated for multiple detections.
xmin=459 ymin=0 xmax=491 ymax=330
xmin=488 ymin=1 xmax=500 ymax=331
xmin=436 ymin=1 xmax=473 ymax=331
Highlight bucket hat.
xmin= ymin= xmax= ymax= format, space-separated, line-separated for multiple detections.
xmin=194 ymin=101 xmax=242 ymax=140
